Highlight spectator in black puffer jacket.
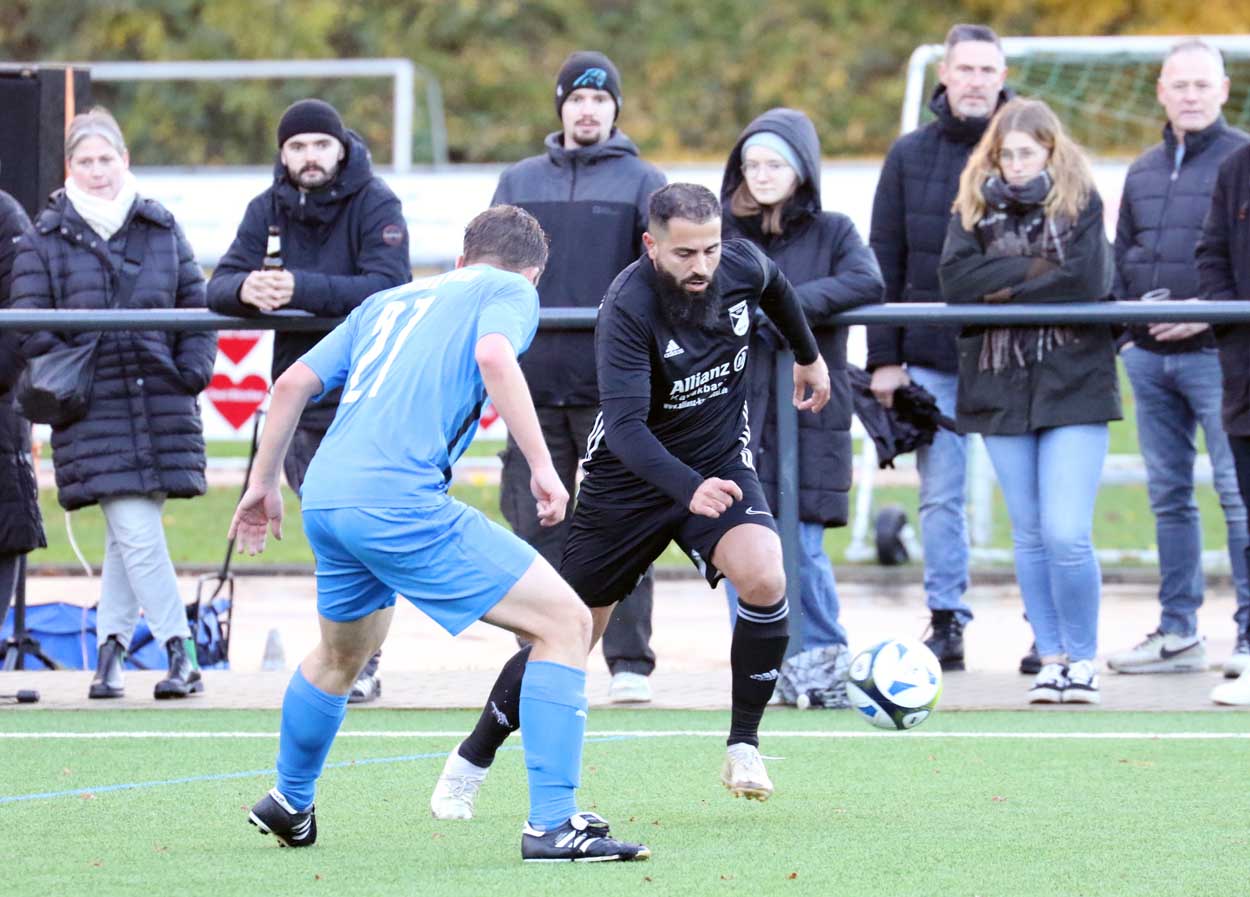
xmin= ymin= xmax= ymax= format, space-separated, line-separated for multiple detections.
xmin=9 ymin=109 xmax=216 ymax=701
xmin=208 ymin=99 xmax=411 ymax=704
xmin=0 ymin=189 xmax=46 ymax=629
xmin=1108 ymin=40 xmax=1250 ymax=680
xmin=867 ymin=23 xmax=1012 ymax=673
xmin=719 ymin=108 xmax=882 ymax=695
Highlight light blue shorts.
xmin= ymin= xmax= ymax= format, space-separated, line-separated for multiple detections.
xmin=303 ymin=500 xmax=537 ymax=634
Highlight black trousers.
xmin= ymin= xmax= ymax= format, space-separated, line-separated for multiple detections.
xmin=0 ymin=553 xmax=19 ymax=633
xmin=500 ymin=405 xmax=656 ymax=676
xmin=1227 ymin=435 xmax=1250 ymax=634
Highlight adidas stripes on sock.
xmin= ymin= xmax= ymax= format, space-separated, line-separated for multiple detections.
xmin=458 ymin=645 xmax=530 ymax=768
xmin=728 ymin=598 xmax=789 ymax=747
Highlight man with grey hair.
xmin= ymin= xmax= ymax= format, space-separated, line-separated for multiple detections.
xmin=1108 ymin=40 xmax=1250 ymax=677
xmin=867 ymin=24 xmax=1011 ymax=672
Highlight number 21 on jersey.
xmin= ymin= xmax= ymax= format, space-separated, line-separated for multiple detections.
xmin=341 ymin=293 xmax=438 ymax=404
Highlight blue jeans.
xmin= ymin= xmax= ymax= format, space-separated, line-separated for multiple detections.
xmin=909 ymin=366 xmax=973 ymax=625
xmin=985 ymin=425 xmax=1108 ymax=662
xmin=725 ymin=521 xmax=848 ymax=650
xmin=1123 ymin=346 xmax=1250 ymax=637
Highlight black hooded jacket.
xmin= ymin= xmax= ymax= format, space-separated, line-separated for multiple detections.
xmin=721 ymin=108 xmax=884 ymax=525
xmin=492 ymin=129 xmax=666 ymax=407
xmin=0 ymin=190 xmax=45 ymax=554
xmin=207 ymin=131 xmax=411 ymax=413
xmin=867 ymin=84 xmax=1010 ymax=373
xmin=1114 ymin=117 xmax=1248 ymax=353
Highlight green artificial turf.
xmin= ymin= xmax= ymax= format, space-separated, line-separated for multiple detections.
xmin=2 ymin=709 xmax=1246 ymax=896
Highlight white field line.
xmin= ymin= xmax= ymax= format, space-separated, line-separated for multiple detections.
xmin=1 ymin=730 xmax=1247 ymax=740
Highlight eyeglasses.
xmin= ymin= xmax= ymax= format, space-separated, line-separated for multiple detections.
xmin=742 ymin=159 xmax=791 ymax=176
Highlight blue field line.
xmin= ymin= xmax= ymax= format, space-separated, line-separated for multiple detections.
xmin=0 ymin=735 xmax=631 ymax=807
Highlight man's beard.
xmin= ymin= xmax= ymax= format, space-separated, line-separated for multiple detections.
xmin=289 ymin=161 xmax=338 ymax=189
xmin=655 ymin=265 xmax=721 ymax=332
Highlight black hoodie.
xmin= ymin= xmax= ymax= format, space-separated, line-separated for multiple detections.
xmin=492 ymin=129 xmax=666 ymax=407
xmin=721 ymin=108 xmax=883 ymax=526
xmin=867 ymin=84 xmax=1010 ymax=373
xmin=207 ymin=130 xmax=411 ymax=407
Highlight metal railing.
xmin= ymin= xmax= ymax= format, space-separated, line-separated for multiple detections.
xmin=5 ymin=300 xmax=1250 ymax=651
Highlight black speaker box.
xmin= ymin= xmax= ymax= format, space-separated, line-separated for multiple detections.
xmin=0 ymin=65 xmax=92 ymax=220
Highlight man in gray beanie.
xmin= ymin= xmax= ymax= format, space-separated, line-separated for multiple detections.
xmin=208 ymin=98 xmax=410 ymax=703
xmin=428 ymin=51 xmax=666 ymax=820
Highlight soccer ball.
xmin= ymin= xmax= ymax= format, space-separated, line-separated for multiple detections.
xmin=845 ymin=638 xmax=942 ymax=730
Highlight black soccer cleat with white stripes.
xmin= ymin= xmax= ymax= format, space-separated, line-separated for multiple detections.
xmin=249 ymin=788 xmax=317 ymax=847
xmin=521 ymin=811 xmax=651 ymax=863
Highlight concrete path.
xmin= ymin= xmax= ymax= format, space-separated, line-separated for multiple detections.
xmin=4 ymin=574 xmax=1245 ymax=713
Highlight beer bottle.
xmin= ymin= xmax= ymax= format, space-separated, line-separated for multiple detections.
xmin=263 ymin=225 xmax=283 ymax=270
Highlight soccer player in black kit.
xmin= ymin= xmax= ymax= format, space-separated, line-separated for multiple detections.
xmin=431 ymin=183 xmax=830 ymax=821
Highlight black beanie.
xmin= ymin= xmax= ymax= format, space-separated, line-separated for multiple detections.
xmin=277 ymin=99 xmax=347 ymax=148
xmin=554 ymin=51 xmax=623 ymax=122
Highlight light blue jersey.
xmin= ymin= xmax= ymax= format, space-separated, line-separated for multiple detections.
xmin=298 ymin=265 xmax=538 ymax=510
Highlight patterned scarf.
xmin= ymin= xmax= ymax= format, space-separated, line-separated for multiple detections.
xmin=975 ymin=173 xmax=1075 ymax=374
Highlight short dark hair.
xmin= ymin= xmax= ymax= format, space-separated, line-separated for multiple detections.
xmin=945 ymin=24 xmax=1002 ymax=54
xmin=462 ymin=205 xmax=549 ymax=272
xmin=648 ymin=183 xmax=721 ymax=231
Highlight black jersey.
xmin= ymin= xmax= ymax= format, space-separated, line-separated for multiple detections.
xmin=580 ymin=239 xmax=818 ymax=508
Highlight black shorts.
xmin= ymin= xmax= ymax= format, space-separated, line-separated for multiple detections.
xmin=559 ymin=464 xmax=778 ymax=608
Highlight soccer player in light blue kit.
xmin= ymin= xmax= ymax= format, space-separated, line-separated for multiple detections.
xmin=228 ymin=206 xmax=650 ymax=862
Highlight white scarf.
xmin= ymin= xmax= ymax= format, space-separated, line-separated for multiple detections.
xmin=64 ymin=170 xmax=139 ymax=240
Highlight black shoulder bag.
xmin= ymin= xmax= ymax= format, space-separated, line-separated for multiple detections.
xmin=17 ymin=224 xmax=147 ymax=426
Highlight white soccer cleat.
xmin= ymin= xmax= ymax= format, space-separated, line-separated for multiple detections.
xmin=430 ymin=748 xmax=489 ymax=820
xmin=608 ymin=671 xmax=652 ymax=704
xmin=721 ymin=743 xmax=774 ymax=801
xmin=1211 ymin=666 xmax=1250 ymax=706
xmin=1106 ymin=630 xmax=1207 ymax=674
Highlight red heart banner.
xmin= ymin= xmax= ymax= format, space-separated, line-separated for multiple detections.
xmin=205 ymin=373 xmax=268 ymax=430
xmin=217 ymin=330 xmax=262 ymax=365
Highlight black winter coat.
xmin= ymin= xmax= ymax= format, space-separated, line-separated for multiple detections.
xmin=493 ymin=130 xmax=666 ymax=407
xmin=207 ymin=132 xmax=410 ymax=417
xmin=1197 ymin=143 xmax=1250 ymax=436
xmin=867 ymin=85 xmax=1011 ymax=373
xmin=939 ymin=192 xmax=1120 ymax=435
xmin=721 ymin=108 xmax=884 ymax=526
xmin=1115 ymin=117 xmax=1248 ymax=353
xmin=9 ymin=192 xmax=217 ymax=511
xmin=0 ymin=190 xmax=45 ymax=554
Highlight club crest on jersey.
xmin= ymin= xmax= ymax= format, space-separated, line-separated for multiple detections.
xmin=728 ymin=300 xmax=750 ymax=336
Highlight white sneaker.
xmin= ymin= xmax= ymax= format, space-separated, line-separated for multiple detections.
xmin=1028 ymin=662 xmax=1067 ymax=704
xmin=1106 ymin=630 xmax=1207 ymax=673
xmin=609 ymin=671 xmax=652 ymax=704
xmin=429 ymin=748 xmax=488 ymax=820
xmin=1062 ymin=659 xmax=1101 ymax=704
xmin=721 ymin=743 xmax=774 ymax=801
xmin=1211 ymin=666 xmax=1250 ymax=705
xmin=1223 ymin=632 xmax=1250 ymax=679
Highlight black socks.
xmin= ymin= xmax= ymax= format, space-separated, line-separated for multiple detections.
xmin=457 ymin=644 xmax=531 ymax=768
xmin=728 ymin=598 xmax=789 ymax=747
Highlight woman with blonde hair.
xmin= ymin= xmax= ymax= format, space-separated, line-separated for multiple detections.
xmin=939 ymin=97 xmax=1118 ymax=704
xmin=9 ymin=107 xmax=216 ymax=700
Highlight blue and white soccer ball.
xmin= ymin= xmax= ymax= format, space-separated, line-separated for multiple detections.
xmin=845 ymin=638 xmax=942 ymax=730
